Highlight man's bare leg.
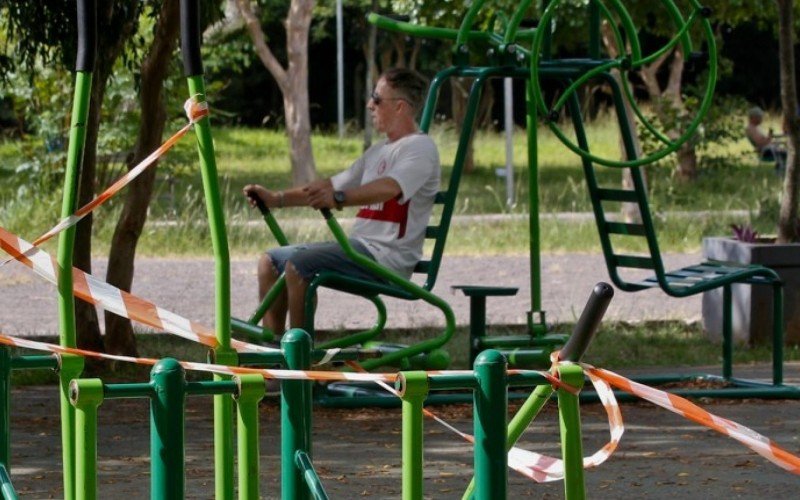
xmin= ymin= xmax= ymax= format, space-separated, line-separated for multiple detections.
xmin=285 ymin=262 xmax=310 ymax=329
xmin=258 ymin=253 xmax=288 ymax=335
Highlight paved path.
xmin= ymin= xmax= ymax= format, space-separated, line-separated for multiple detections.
xmin=0 ymin=253 xmax=702 ymax=336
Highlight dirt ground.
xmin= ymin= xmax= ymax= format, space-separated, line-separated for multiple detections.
xmin=5 ymin=364 xmax=800 ymax=499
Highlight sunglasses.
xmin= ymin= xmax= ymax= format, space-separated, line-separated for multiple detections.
xmin=371 ymin=91 xmax=409 ymax=106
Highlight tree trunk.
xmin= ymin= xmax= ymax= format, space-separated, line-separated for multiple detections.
xmin=237 ymin=0 xmax=317 ymax=186
xmin=776 ymin=0 xmax=800 ymax=243
xmin=639 ymin=48 xmax=696 ymax=181
xmin=104 ymin=0 xmax=180 ymax=356
xmin=74 ymin=1 xmax=140 ymax=356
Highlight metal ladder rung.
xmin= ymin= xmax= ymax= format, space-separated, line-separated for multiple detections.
xmin=613 ymin=254 xmax=655 ymax=269
xmin=605 ymin=221 xmax=647 ymax=236
xmin=596 ymin=188 xmax=639 ymax=203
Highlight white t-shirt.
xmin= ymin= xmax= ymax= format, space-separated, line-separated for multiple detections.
xmin=331 ymin=133 xmax=440 ymax=278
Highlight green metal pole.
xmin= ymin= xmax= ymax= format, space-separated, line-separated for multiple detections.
xmin=398 ymin=372 xmax=429 ymax=500
xmin=150 ymin=358 xmax=186 ymax=499
xmin=0 ymin=347 xmax=10 ymax=470
xmin=462 ymin=383 xmax=553 ymax=499
xmin=473 ymin=350 xmax=507 ymax=499
xmin=234 ymin=374 xmax=266 ymax=500
xmin=589 ymin=0 xmax=600 ymax=59
xmin=0 ymin=463 xmax=17 ymax=500
xmin=557 ymin=364 xmax=586 ymax=500
xmin=70 ymin=379 xmax=104 ymax=500
xmin=186 ymin=75 xmax=237 ymax=500
xmin=722 ymin=285 xmax=732 ymax=380
xmin=186 ymin=76 xmax=231 ymax=349
xmin=57 ymin=69 xmax=92 ymax=500
xmin=281 ymin=329 xmax=312 ymax=500
xmin=772 ymin=282 xmax=784 ymax=385
xmin=526 ymin=79 xmax=542 ymax=326
xmin=58 ymin=354 xmax=84 ymax=500
xmin=294 ymin=452 xmax=330 ymax=500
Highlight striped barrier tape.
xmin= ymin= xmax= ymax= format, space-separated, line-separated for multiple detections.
xmin=0 ymin=97 xmax=208 ymax=269
xmin=347 ymin=359 xmax=623 ymax=483
xmin=0 ymin=226 xmax=275 ymax=354
xmin=0 ymin=333 xmax=390 ymax=383
xmin=1 ymin=329 xmax=606 ymax=484
xmin=582 ymin=364 xmax=800 ymax=475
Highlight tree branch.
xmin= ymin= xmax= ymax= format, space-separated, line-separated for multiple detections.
xmin=236 ymin=0 xmax=289 ymax=92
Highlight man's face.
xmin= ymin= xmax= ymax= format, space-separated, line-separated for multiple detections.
xmin=368 ymin=78 xmax=406 ymax=133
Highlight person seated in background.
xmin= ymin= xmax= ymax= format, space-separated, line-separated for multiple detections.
xmin=746 ymin=106 xmax=787 ymax=173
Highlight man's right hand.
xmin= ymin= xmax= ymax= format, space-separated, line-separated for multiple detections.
xmin=243 ymin=184 xmax=276 ymax=208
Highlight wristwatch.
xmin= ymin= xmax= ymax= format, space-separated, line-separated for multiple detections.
xmin=333 ymin=190 xmax=346 ymax=210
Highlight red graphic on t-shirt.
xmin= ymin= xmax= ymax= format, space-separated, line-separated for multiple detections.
xmin=377 ymin=158 xmax=388 ymax=175
xmin=357 ymin=195 xmax=409 ymax=238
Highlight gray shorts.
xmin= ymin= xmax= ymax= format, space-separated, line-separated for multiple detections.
xmin=267 ymin=240 xmax=387 ymax=284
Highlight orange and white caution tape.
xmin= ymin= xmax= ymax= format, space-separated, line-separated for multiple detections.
xmin=0 ymin=333 xmax=393 ymax=383
xmin=0 ymin=226 xmax=272 ymax=354
xmin=582 ymin=364 xmax=800 ymax=475
xmin=347 ymin=360 xmax=623 ymax=483
xmin=0 ymin=97 xmax=208 ymax=269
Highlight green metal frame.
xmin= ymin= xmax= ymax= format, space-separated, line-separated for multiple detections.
xmin=571 ymin=77 xmax=797 ymax=398
xmin=53 ymin=5 xmax=97 ymax=491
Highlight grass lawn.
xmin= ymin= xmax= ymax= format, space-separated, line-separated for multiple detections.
xmin=0 ymin=118 xmax=781 ymax=257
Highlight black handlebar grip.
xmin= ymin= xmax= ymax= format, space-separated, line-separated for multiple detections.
xmin=559 ymin=282 xmax=614 ymax=362
xmin=76 ymin=0 xmax=97 ymax=72
xmin=320 ymin=208 xmax=333 ymax=220
xmin=246 ymin=193 xmax=270 ymax=217
xmin=180 ymin=0 xmax=204 ymax=76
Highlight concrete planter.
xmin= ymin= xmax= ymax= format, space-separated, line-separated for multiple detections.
xmin=702 ymin=236 xmax=800 ymax=344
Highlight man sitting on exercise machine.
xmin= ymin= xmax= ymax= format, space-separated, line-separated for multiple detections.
xmin=243 ymin=68 xmax=440 ymax=337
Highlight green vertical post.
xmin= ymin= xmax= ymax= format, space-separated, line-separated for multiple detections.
xmin=722 ymin=285 xmax=732 ymax=380
xmin=58 ymin=354 xmax=84 ymax=500
xmin=281 ymin=329 xmax=312 ymax=500
xmin=186 ymin=75 xmax=232 ymax=350
xmin=0 ymin=347 xmax=10 ymax=469
xmin=772 ymin=282 xmax=784 ymax=385
xmin=557 ymin=364 xmax=586 ymax=500
xmin=187 ymin=71 xmax=236 ymax=500
xmin=588 ymin=0 xmax=600 ymax=59
xmin=70 ymin=379 xmax=104 ymax=500
xmin=398 ymin=372 xmax=429 ymax=500
xmin=234 ymin=374 xmax=266 ymax=500
xmin=57 ymin=68 xmax=92 ymax=500
xmin=181 ymin=3 xmax=235 ymax=495
xmin=60 ymin=2 xmax=94 ymax=497
xmin=150 ymin=358 xmax=186 ymax=499
xmin=473 ymin=350 xmax=507 ymax=499
xmin=525 ymin=79 xmax=542 ymax=325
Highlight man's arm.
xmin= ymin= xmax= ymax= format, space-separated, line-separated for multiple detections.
xmin=243 ymin=179 xmax=332 ymax=209
xmin=337 ymin=178 xmax=402 ymax=208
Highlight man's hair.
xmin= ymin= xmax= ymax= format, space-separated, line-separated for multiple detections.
xmin=748 ymin=106 xmax=764 ymax=119
xmin=381 ymin=68 xmax=429 ymax=117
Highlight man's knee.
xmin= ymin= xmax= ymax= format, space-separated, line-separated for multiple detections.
xmin=258 ymin=253 xmax=279 ymax=280
xmin=285 ymin=261 xmax=308 ymax=286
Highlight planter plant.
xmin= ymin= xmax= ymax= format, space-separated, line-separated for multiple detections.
xmin=702 ymin=1 xmax=800 ymax=345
